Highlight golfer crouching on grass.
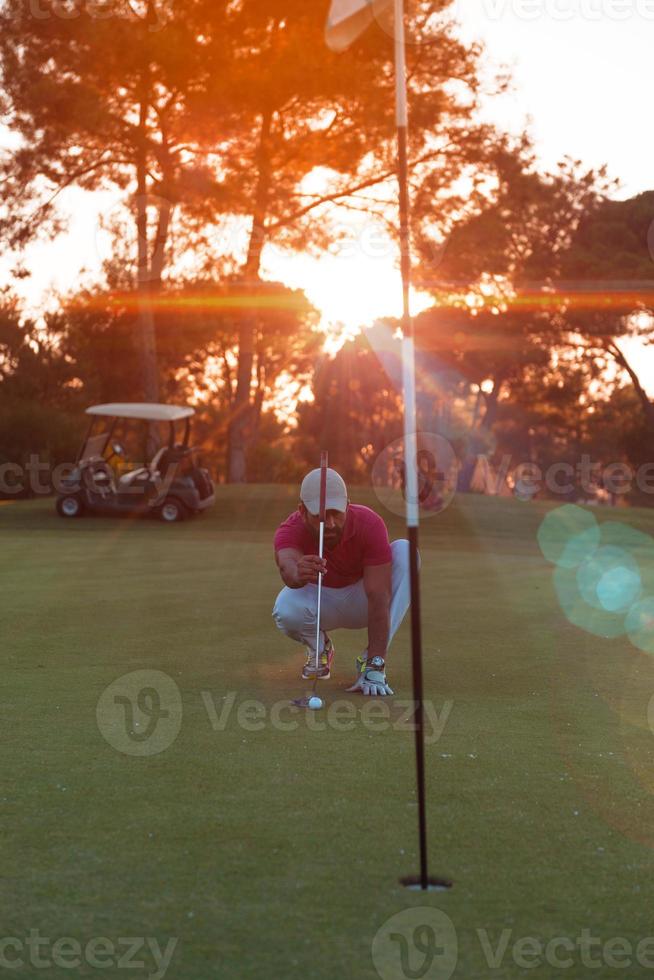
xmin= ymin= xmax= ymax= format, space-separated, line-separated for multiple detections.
xmin=272 ymin=467 xmax=412 ymax=696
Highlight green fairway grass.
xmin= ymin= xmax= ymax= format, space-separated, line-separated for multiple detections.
xmin=3 ymin=488 xmax=654 ymax=978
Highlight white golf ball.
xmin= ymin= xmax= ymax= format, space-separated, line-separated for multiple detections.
xmin=308 ymin=696 xmax=323 ymax=710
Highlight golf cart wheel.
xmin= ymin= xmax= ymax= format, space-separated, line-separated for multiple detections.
xmin=56 ymin=495 xmax=84 ymax=518
xmin=158 ymin=497 xmax=187 ymax=523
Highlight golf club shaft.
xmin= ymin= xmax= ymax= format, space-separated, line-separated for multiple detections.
xmin=314 ymin=519 xmax=324 ymax=679
xmin=313 ymin=451 xmax=329 ymax=693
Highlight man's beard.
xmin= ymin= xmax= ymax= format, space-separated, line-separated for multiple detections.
xmin=306 ymin=521 xmax=343 ymax=549
xmin=323 ymin=527 xmax=343 ymax=549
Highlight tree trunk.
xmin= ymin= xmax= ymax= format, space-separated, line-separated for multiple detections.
xmin=479 ymin=376 xmax=503 ymax=431
xmin=151 ymin=198 xmax=173 ymax=284
xmin=227 ymin=108 xmax=273 ymax=483
xmin=135 ymin=71 xmax=159 ymax=403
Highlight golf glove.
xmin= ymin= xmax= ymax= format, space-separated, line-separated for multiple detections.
xmin=347 ymin=655 xmax=394 ymax=697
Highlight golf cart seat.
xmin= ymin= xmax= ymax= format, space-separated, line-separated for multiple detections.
xmin=83 ymin=457 xmax=116 ymax=496
xmin=116 ymin=446 xmax=170 ymax=488
xmin=117 ymin=467 xmax=149 ymax=488
xmin=150 ymin=445 xmax=176 ymax=476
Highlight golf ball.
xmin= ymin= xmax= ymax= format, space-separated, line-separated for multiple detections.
xmin=308 ymin=696 xmax=323 ymax=710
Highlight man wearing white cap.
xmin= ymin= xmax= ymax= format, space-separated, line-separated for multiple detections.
xmin=272 ymin=467 xmax=412 ymax=696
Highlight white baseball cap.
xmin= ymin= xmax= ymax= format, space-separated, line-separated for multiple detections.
xmin=300 ymin=467 xmax=348 ymax=515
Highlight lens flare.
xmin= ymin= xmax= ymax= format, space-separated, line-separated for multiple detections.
xmin=537 ymin=504 xmax=600 ymax=568
xmin=596 ymin=565 xmax=643 ymax=613
xmin=577 ymin=545 xmax=642 ymax=613
xmin=540 ymin=507 xmax=654 ymax=646
xmin=626 ymin=597 xmax=654 ymax=655
xmin=553 ymin=564 xmax=629 ymax=639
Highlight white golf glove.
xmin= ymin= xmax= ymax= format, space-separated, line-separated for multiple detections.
xmin=347 ymin=655 xmax=394 ymax=697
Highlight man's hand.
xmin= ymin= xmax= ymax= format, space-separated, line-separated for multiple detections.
xmin=347 ymin=656 xmax=394 ymax=696
xmin=295 ymin=555 xmax=327 ymax=586
xmin=276 ymin=548 xmax=326 ymax=588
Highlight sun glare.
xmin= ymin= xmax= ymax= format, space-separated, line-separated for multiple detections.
xmin=271 ymin=249 xmax=432 ymax=341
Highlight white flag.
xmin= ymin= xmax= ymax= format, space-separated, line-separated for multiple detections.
xmin=325 ymin=0 xmax=392 ymax=52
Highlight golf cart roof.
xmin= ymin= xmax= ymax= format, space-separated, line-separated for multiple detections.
xmin=86 ymin=403 xmax=195 ymax=423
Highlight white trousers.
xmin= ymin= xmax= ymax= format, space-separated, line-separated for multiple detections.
xmin=272 ymin=539 xmax=412 ymax=657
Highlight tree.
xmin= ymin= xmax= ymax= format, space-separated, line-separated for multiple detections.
xmin=215 ymin=1 xmax=503 ymax=480
xmin=295 ymin=335 xmax=403 ymax=482
xmin=53 ymin=276 xmax=318 ymax=476
xmin=0 ymin=296 xmax=82 ymax=480
xmin=584 ymin=385 xmax=653 ymax=505
xmin=554 ymin=191 xmax=654 ymax=431
xmin=154 ymin=276 xmax=320 ymax=475
xmin=419 ymin=139 xmax=614 ymax=288
xmin=0 ymin=0 xmax=234 ymax=398
xmin=1 ymin=0 xmax=505 ymax=480
xmin=410 ymin=144 xmax=626 ymax=455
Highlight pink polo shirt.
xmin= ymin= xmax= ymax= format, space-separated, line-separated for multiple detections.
xmin=274 ymin=504 xmax=392 ymax=589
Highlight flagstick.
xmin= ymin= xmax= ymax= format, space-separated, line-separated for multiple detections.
xmin=326 ymin=0 xmax=449 ymax=892
xmin=394 ymin=0 xmax=429 ymax=892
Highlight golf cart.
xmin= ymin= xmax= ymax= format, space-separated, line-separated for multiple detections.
xmin=56 ymin=403 xmax=215 ymax=522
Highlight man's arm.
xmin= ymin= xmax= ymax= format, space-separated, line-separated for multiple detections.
xmin=347 ymin=561 xmax=394 ymax=696
xmin=364 ymin=562 xmax=392 ymax=658
xmin=275 ymin=547 xmax=326 ymax=589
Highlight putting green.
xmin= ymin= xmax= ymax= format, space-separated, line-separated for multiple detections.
xmin=3 ymin=488 xmax=654 ymax=978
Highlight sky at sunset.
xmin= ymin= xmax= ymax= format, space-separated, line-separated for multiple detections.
xmin=3 ymin=0 xmax=653 ymax=384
